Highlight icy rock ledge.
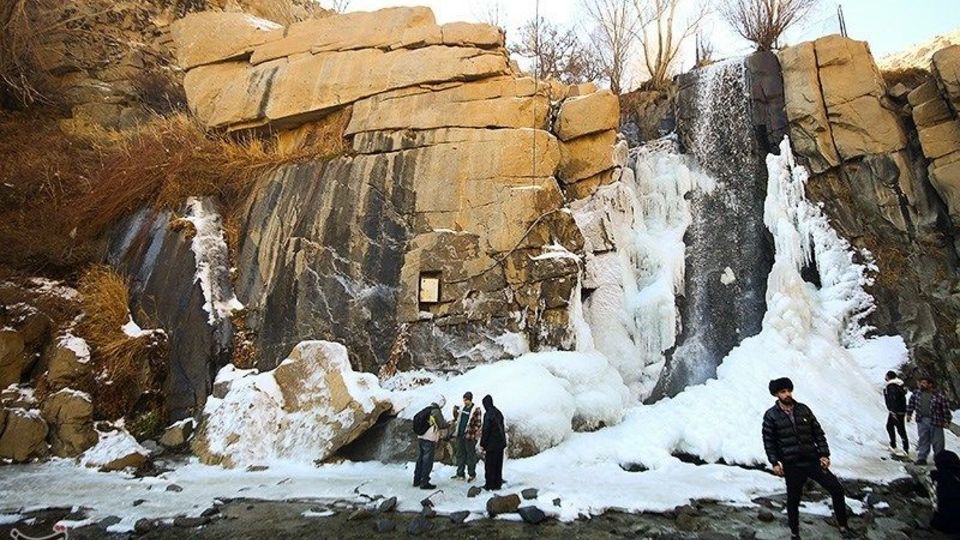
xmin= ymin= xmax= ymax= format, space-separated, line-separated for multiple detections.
xmin=192 ymin=341 xmax=391 ymax=467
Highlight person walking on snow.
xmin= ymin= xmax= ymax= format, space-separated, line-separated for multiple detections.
xmin=762 ymin=377 xmax=852 ymax=540
xmin=884 ymin=370 xmax=909 ymax=455
xmin=413 ymin=396 xmax=449 ymax=490
xmin=480 ymin=394 xmax=506 ymax=491
xmin=451 ymin=391 xmax=482 ymax=482
xmin=907 ymin=374 xmax=952 ymax=466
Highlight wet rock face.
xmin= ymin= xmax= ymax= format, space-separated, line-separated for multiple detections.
xmin=662 ymin=56 xmax=775 ymax=398
xmin=109 ymin=205 xmax=232 ymax=420
xmin=780 ymin=35 xmax=960 ymax=397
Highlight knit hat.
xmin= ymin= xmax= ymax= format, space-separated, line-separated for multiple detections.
xmin=768 ymin=377 xmax=794 ymax=396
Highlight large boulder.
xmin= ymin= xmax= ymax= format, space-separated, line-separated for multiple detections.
xmin=171 ymin=11 xmax=283 ymax=69
xmin=554 ymin=90 xmax=620 ymax=141
xmin=80 ymin=429 xmax=149 ymax=471
xmin=191 ymin=341 xmax=390 ymax=467
xmin=346 ymin=77 xmax=549 ymax=135
xmin=779 ymin=42 xmax=840 ymax=173
xmin=0 ymin=408 xmax=48 ymax=462
xmin=933 ymin=45 xmax=960 ymax=110
xmin=0 ymin=329 xmax=27 ymax=389
xmin=40 ymin=389 xmax=98 ymax=457
xmin=46 ymin=334 xmax=92 ymax=389
xmin=558 ymin=130 xmax=617 ymax=184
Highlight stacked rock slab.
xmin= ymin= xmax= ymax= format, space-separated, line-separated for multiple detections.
xmin=780 ymin=35 xmax=960 ymax=395
xmin=913 ymin=46 xmax=960 ymax=236
xmin=171 ymin=7 xmax=620 ymax=374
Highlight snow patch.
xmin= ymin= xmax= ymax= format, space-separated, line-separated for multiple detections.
xmin=80 ymin=430 xmax=148 ymax=470
xmin=57 ymin=334 xmax=90 ymax=363
xmin=184 ymin=198 xmax=244 ymax=326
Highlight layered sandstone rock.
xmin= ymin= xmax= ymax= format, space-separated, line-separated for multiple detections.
xmin=161 ymin=6 xmax=617 ymax=378
xmin=781 ymin=36 xmax=960 ymax=396
xmin=191 ymin=341 xmax=390 ymax=467
xmin=0 ymin=407 xmax=48 ymax=462
xmin=914 ymin=46 xmax=960 ymax=226
xmin=0 ymin=329 xmax=27 ymax=389
xmin=40 ymin=389 xmax=98 ymax=457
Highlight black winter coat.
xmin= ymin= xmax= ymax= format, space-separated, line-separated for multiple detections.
xmin=884 ymin=380 xmax=907 ymax=414
xmin=932 ymin=451 xmax=960 ymax=534
xmin=480 ymin=396 xmax=506 ymax=451
xmin=762 ymin=402 xmax=830 ymax=467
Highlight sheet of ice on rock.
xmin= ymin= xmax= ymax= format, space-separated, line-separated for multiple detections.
xmin=0 ymin=138 xmax=936 ymax=532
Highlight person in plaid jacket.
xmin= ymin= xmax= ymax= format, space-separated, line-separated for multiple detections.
xmin=450 ymin=392 xmax=483 ymax=482
xmin=907 ymin=375 xmax=953 ymax=465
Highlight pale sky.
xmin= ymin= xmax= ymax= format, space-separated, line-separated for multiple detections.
xmin=334 ymin=0 xmax=959 ymax=88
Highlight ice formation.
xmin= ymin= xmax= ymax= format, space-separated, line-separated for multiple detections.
xmin=184 ymin=197 xmax=244 ymax=325
xmin=572 ymin=137 xmax=713 ymax=400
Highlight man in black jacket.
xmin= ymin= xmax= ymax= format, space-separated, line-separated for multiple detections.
xmin=480 ymin=394 xmax=506 ymax=491
xmin=883 ymin=370 xmax=909 ymax=454
xmin=762 ymin=377 xmax=850 ymax=539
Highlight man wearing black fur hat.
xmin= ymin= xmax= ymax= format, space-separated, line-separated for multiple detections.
xmin=762 ymin=377 xmax=852 ymax=539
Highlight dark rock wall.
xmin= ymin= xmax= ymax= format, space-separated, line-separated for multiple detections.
xmin=654 ymin=55 xmax=776 ymax=399
xmin=108 ymin=205 xmax=232 ymax=420
xmin=234 ymin=156 xmax=415 ymax=373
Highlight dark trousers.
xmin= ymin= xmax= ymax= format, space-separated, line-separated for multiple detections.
xmin=886 ymin=412 xmax=909 ymax=451
xmin=785 ymin=464 xmax=847 ymax=535
xmin=483 ymin=446 xmax=505 ymax=489
xmin=413 ymin=439 xmax=436 ymax=486
xmin=455 ymin=436 xmax=478 ymax=477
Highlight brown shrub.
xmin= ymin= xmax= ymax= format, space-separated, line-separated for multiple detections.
xmin=1 ymin=106 xmax=348 ymax=274
xmin=131 ymin=68 xmax=188 ymax=117
xmin=75 ymin=264 xmax=168 ymax=420
xmin=0 ymin=0 xmax=59 ymax=109
xmin=77 ymin=265 xmax=130 ymax=348
xmin=882 ymin=67 xmax=930 ymax=91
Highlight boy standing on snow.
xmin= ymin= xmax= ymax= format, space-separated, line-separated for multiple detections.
xmin=907 ymin=375 xmax=952 ymax=466
xmin=762 ymin=378 xmax=851 ymax=540
xmin=884 ymin=371 xmax=909 ymax=455
xmin=451 ymin=391 xmax=482 ymax=482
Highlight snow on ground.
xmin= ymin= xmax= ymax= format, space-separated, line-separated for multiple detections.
xmin=0 ymin=138 xmax=934 ymax=529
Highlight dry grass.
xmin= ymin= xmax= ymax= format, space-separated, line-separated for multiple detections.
xmin=0 ymin=0 xmax=59 ymax=108
xmin=75 ymin=264 xmax=169 ymax=420
xmin=882 ymin=67 xmax=930 ymax=91
xmin=0 ymin=107 xmax=344 ymax=274
xmin=131 ymin=68 xmax=187 ymax=117
xmin=77 ymin=265 xmax=130 ymax=347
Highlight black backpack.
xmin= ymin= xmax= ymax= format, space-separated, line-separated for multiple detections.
xmin=412 ymin=406 xmax=433 ymax=436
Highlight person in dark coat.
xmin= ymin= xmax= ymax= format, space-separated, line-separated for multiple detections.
xmin=762 ymin=377 xmax=851 ymax=540
xmin=884 ymin=370 xmax=909 ymax=454
xmin=480 ymin=394 xmax=506 ymax=491
xmin=931 ymin=450 xmax=960 ymax=536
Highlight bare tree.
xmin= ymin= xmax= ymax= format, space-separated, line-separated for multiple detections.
xmin=633 ymin=0 xmax=708 ymax=89
xmin=322 ymin=0 xmax=351 ymax=13
xmin=582 ymin=0 xmax=638 ymax=94
xmin=719 ymin=0 xmax=819 ymax=51
xmin=474 ymin=0 xmax=505 ymax=28
xmin=511 ymin=17 xmax=604 ymax=85
xmin=694 ymin=30 xmax=715 ymax=67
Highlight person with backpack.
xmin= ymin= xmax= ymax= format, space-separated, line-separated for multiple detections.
xmin=412 ymin=396 xmax=449 ymax=490
xmin=931 ymin=450 xmax=960 ymax=535
xmin=884 ymin=370 xmax=909 ymax=455
xmin=451 ymin=391 xmax=483 ymax=482
xmin=480 ymin=394 xmax=506 ymax=491
xmin=907 ymin=374 xmax=952 ymax=466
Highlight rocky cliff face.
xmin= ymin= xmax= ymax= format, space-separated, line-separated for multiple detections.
xmin=780 ymin=36 xmax=960 ymax=396
xmin=104 ymin=6 xmax=626 ymax=418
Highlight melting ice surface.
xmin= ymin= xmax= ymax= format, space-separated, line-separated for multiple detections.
xmin=0 ymin=139 xmax=938 ymax=532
